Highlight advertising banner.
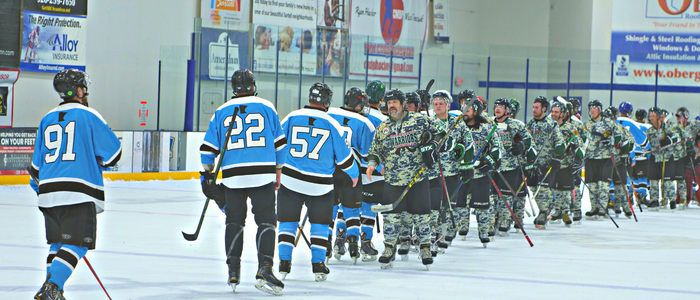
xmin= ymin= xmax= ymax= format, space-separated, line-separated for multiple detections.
xmin=0 ymin=69 xmax=20 ymax=128
xmin=317 ymin=28 xmax=347 ymax=77
xmin=433 ymin=0 xmax=449 ymax=43
xmin=348 ymin=0 xmax=428 ymax=82
xmin=611 ymin=0 xmax=700 ymax=65
xmin=201 ymin=0 xmax=250 ymax=25
xmin=317 ymin=0 xmax=349 ymax=29
xmin=0 ymin=128 xmax=36 ymax=175
xmin=200 ymin=27 xmax=250 ymax=81
xmin=252 ymin=0 xmax=317 ymax=29
xmin=0 ymin=0 xmax=22 ymax=69
xmin=20 ymin=11 xmax=87 ymax=73
xmin=252 ymin=25 xmax=317 ymax=75
xmin=24 ymin=0 xmax=89 ymax=16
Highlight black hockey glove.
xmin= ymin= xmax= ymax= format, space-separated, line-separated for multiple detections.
xmin=598 ymin=136 xmax=613 ymax=147
xmin=565 ymin=142 xmax=578 ymax=154
xmin=549 ymin=158 xmax=561 ymax=171
xmin=441 ymin=135 xmax=456 ymax=152
xmin=420 ymin=131 xmax=433 ymax=145
xmin=420 ymin=142 xmax=439 ymax=168
xmin=199 ymin=171 xmax=226 ymax=209
xmin=459 ymin=162 xmax=474 ymax=181
xmin=660 ymin=136 xmax=672 ymax=147
xmin=510 ymin=141 xmax=525 ymax=156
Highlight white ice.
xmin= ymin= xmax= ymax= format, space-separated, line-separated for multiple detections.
xmin=2 ymin=179 xmax=699 ymax=299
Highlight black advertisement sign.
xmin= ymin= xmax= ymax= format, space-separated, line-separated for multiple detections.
xmin=0 ymin=129 xmax=36 ymax=175
xmin=0 ymin=0 xmax=22 ymax=69
xmin=24 ymin=0 xmax=89 ymax=16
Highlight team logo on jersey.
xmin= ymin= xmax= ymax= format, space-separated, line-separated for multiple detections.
xmin=383 ymin=127 xmax=390 ymax=134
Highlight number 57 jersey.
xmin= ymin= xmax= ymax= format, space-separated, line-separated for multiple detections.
xmin=280 ymin=106 xmax=359 ymax=196
xmin=31 ymin=103 xmax=122 ymax=213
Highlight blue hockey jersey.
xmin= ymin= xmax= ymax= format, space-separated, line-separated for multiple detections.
xmin=367 ymin=107 xmax=387 ymax=128
xmin=280 ymin=106 xmax=359 ymax=196
xmin=30 ymin=102 xmax=122 ymax=213
xmin=200 ymin=96 xmax=286 ymax=189
xmin=364 ymin=107 xmax=386 ymax=183
xmin=617 ymin=117 xmax=648 ymax=161
xmin=328 ymin=107 xmax=376 ymax=184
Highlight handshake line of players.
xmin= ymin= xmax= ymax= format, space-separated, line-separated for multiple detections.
xmin=196 ymin=69 xmax=700 ymax=296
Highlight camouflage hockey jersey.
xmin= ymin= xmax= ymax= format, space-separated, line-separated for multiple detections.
xmin=368 ymin=112 xmax=445 ymax=186
xmin=494 ymin=117 xmax=532 ymax=172
xmin=467 ymin=120 xmax=502 ymax=179
xmin=526 ymin=116 xmax=565 ymax=168
xmin=613 ymin=123 xmax=635 ymax=161
xmin=679 ymin=119 xmax=700 ymax=153
xmin=427 ymin=115 xmax=474 ymax=179
xmin=584 ymin=117 xmax=624 ymax=160
xmin=669 ymin=122 xmax=691 ymax=160
xmin=557 ymin=121 xmax=584 ymax=168
xmin=645 ymin=123 xmax=679 ymax=163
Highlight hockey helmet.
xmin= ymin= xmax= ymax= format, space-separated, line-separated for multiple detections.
xmin=405 ymin=91 xmax=421 ymax=106
xmin=432 ymin=90 xmax=452 ymax=105
xmin=618 ymin=101 xmax=633 ymax=115
xmin=231 ymin=69 xmax=256 ymax=96
xmin=344 ymin=87 xmax=368 ymax=112
xmin=457 ymin=89 xmax=475 ymax=102
xmin=494 ymin=98 xmax=512 ymax=113
xmin=54 ymin=69 xmax=91 ymax=99
xmin=309 ymin=82 xmax=333 ymax=105
xmin=676 ymin=107 xmax=690 ymax=119
xmin=533 ymin=96 xmax=549 ymax=113
xmin=383 ymin=89 xmax=405 ymax=105
xmin=366 ymin=80 xmax=386 ymax=104
xmin=551 ymin=100 xmax=568 ymax=116
xmin=635 ymin=109 xmax=647 ymax=121
xmin=510 ymin=99 xmax=520 ymax=117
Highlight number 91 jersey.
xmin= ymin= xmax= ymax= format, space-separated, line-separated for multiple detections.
xmin=31 ymin=103 xmax=122 ymax=213
xmin=200 ymin=96 xmax=287 ymax=189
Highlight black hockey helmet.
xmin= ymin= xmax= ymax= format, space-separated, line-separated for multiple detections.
xmin=457 ymin=89 xmax=475 ymax=102
xmin=533 ymin=96 xmax=549 ymax=113
xmin=660 ymin=109 xmax=669 ymax=117
xmin=405 ymin=91 xmax=421 ymax=107
xmin=602 ymin=106 xmax=618 ymax=119
xmin=676 ymin=107 xmax=690 ymax=119
xmin=510 ymin=98 xmax=520 ymax=117
xmin=309 ymin=82 xmax=333 ymax=105
xmin=231 ymin=69 xmax=256 ymax=96
xmin=494 ymin=98 xmax=512 ymax=113
xmin=569 ymin=98 xmax=581 ymax=111
xmin=551 ymin=100 xmax=568 ymax=116
xmin=588 ymin=99 xmax=603 ymax=110
xmin=468 ymin=98 xmax=484 ymax=116
xmin=635 ymin=108 xmax=647 ymax=120
xmin=648 ymin=107 xmax=662 ymax=122
xmin=54 ymin=69 xmax=91 ymax=99
xmin=366 ymin=80 xmax=386 ymax=104
xmin=344 ymin=87 xmax=368 ymax=111
xmin=383 ymin=89 xmax=405 ymax=104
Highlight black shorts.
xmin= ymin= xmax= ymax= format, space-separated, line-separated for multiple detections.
xmin=632 ymin=159 xmax=648 ymax=178
xmin=277 ymin=185 xmax=333 ymax=225
xmin=40 ymin=202 xmax=97 ymax=250
xmin=496 ymin=169 xmax=522 ymax=195
xmin=333 ymin=172 xmax=362 ymax=209
xmin=585 ymin=159 xmax=612 ymax=183
xmin=527 ymin=165 xmax=557 ymax=187
xmin=648 ymin=158 xmax=674 ymax=181
xmin=429 ymin=176 xmax=460 ymax=210
xmin=553 ymin=167 xmax=574 ymax=190
xmin=573 ymin=168 xmax=582 ymax=186
xmin=362 ymin=181 xmax=384 ymax=204
xmin=382 ymin=179 xmax=431 ymax=214
xmin=224 ymin=183 xmax=276 ymax=226
xmin=611 ymin=161 xmax=628 ymax=185
xmin=469 ymin=175 xmax=491 ymax=209
xmin=675 ymin=159 xmax=686 ymax=180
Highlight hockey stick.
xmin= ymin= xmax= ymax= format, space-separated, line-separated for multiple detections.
xmin=83 ymin=256 xmax=112 ymax=300
xmin=609 ymin=153 xmax=638 ymax=222
xmin=484 ymin=171 xmax=534 ymax=247
xmin=516 ymin=157 xmax=537 ymax=217
xmin=581 ymin=181 xmax=619 ymax=228
xmin=295 ymin=211 xmax=309 ymax=246
xmin=623 ymin=167 xmax=643 ymax=212
xmin=436 ymin=159 xmax=457 ymax=228
xmin=370 ymin=97 xmax=477 ymax=213
xmin=686 ymin=156 xmax=700 ymax=209
xmin=183 ymin=106 xmax=240 ymax=241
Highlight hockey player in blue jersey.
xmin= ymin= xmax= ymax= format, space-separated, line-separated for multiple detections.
xmin=617 ymin=103 xmax=648 ymax=203
xmin=199 ymin=69 xmax=286 ymax=295
xmin=631 ymin=109 xmax=651 ymax=203
xmin=277 ymin=82 xmax=359 ymax=282
xmin=32 ymin=69 xmax=122 ymax=300
xmin=327 ymin=88 xmax=376 ymax=264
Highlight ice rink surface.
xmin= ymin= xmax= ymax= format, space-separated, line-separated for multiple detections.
xmin=2 ymin=179 xmax=700 ymax=300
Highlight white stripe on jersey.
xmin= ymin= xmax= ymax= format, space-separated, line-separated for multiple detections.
xmin=217 ymin=96 xmax=279 ymax=114
xmin=280 ymin=174 xmax=333 ymax=196
xmin=103 ymin=145 xmax=122 ymax=166
xmin=47 ymin=103 xmax=110 ymax=125
xmin=369 ymin=108 xmax=388 ymax=122
xmin=39 ymin=192 xmax=105 ymax=213
xmin=327 ymin=107 xmax=377 ymax=132
xmin=222 ymin=173 xmax=277 ymax=189
xmin=41 ymin=177 xmax=105 ymax=191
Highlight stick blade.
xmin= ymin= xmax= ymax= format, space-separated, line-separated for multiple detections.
xmin=182 ymin=231 xmax=199 ymax=241
xmin=426 ymin=79 xmax=435 ymax=93
xmin=370 ymin=204 xmax=393 ymax=213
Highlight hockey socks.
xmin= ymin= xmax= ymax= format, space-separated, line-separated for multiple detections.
xmin=360 ymin=202 xmax=377 ymax=239
xmin=343 ymin=207 xmax=361 ymax=239
xmin=332 ymin=205 xmax=347 ymax=235
xmin=310 ymin=223 xmax=330 ymax=263
xmin=47 ymin=244 xmax=88 ymax=290
xmin=277 ymin=222 xmax=298 ymax=261
xmin=46 ymin=242 xmax=62 ymax=277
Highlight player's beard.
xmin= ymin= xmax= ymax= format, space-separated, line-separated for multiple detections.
xmin=389 ymin=106 xmax=402 ymax=120
xmin=82 ymin=95 xmax=89 ymax=107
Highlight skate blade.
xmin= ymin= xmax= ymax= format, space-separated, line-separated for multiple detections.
xmin=585 ymin=216 xmax=595 ymax=220
xmin=498 ymin=231 xmax=509 ymax=237
xmin=461 ymin=236 xmax=467 ymax=241
xmin=229 ymin=282 xmax=239 ymax=293
xmin=425 ymin=265 xmax=431 ymax=270
xmin=334 ymin=253 xmax=343 ymax=261
xmin=314 ymin=273 xmax=328 ymax=282
xmin=279 ymin=272 xmax=288 ymax=280
xmin=549 ymin=219 xmax=561 ymax=224
xmin=361 ymin=254 xmax=377 ymax=262
xmin=564 ymin=223 xmax=571 ymax=228
xmin=255 ymin=279 xmax=283 ymax=296
xmin=482 ymin=243 xmax=488 ymax=248
xmin=401 ymin=254 xmax=409 ymax=261
xmin=535 ymin=225 xmax=546 ymax=230
xmin=380 ymin=262 xmax=393 ymax=269
xmin=437 ymin=248 xmax=446 ymax=254
xmin=352 ymin=257 xmax=358 ymax=265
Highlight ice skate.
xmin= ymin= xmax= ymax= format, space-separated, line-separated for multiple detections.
xmin=458 ymin=224 xmax=469 ymax=240
xmin=436 ymin=233 xmax=448 ymax=253
xmin=325 ymin=235 xmax=333 ymax=263
xmin=397 ymin=236 xmax=410 ymax=261
xmin=534 ymin=211 xmax=547 ymax=229
xmin=572 ymin=209 xmax=582 ymax=225
xmin=548 ymin=209 xmax=562 ymax=224
xmin=445 ymin=227 xmax=456 ymax=245
xmin=312 ymin=262 xmax=330 ymax=282
xmin=679 ymin=199 xmax=687 ymax=210
xmin=360 ymin=232 xmax=378 ymax=262
xmin=597 ymin=210 xmax=607 ymax=220
xmin=660 ymin=198 xmax=668 ymax=209
xmin=514 ymin=222 xmax=521 ymax=233
xmin=585 ymin=208 xmax=599 ymax=220
xmin=498 ymin=219 xmax=511 ymax=237
xmin=348 ymin=235 xmax=359 ymax=265
xmin=410 ymin=234 xmax=420 ymax=253
xmin=278 ymin=260 xmax=291 ymax=280
xmin=613 ymin=207 xmax=622 ymax=218
xmin=649 ymin=200 xmax=659 ymax=211
xmin=228 ymin=261 xmax=241 ymax=292
xmin=430 ymin=238 xmax=438 ymax=257
xmin=333 ymin=228 xmax=347 ymax=261
xmin=419 ymin=244 xmax=433 ymax=270
xmin=255 ymin=263 xmax=284 ymax=296
xmin=379 ymin=242 xmax=397 ymax=269
xmin=488 ymin=227 xmax=496 ymax=241
xmin=670 ymin=199 xmax=676 ymax=212
xmin=562 ymin=211 xmax=572 ymax=227
xmin=34 ymin=275 xmax=65 ymax=300
xmin=479 ymin=233 xmax=490 ymax=248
